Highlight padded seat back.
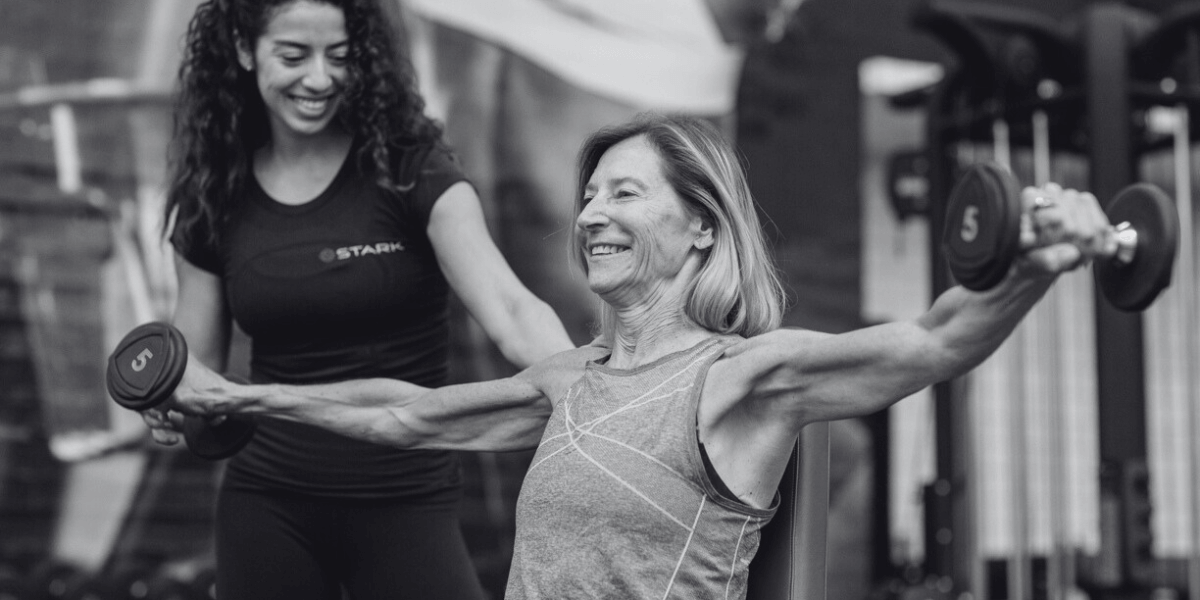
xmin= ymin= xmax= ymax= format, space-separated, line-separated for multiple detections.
xmin=745 ymin=422 xmax=830 ymax=600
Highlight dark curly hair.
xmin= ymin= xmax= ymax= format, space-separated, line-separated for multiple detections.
xmin=165 ymin=0 xmax=444 ymax=244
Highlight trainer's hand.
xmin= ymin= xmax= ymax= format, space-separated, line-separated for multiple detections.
xmin=1017 ymin=183 xmax=1117 ymax=275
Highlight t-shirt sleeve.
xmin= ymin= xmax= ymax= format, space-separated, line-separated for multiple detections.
xmin=169 ymin=209 xmax=223 ymax=275
xmin=403 ymin=145 xmax=471 ymax=227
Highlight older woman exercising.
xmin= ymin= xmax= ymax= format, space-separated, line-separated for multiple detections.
xmin=155 ymin=113 xmax=1114 ymax=600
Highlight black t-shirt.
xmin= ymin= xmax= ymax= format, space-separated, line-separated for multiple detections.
xmin=173 ymin=143 xmax=467 ymax=502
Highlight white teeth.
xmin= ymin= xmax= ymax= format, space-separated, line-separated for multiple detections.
xmin=590 ymin=244 xmax=628 ymax=256
xmin=293 ymin=97 xmax=328 ymax=111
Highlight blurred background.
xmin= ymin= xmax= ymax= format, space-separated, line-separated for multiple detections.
xmin=1 ymin=0 xmax=1199 ymax=599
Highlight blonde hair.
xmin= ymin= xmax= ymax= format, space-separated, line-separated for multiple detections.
xmin=572 ymin=113 xmax=785 ymax=338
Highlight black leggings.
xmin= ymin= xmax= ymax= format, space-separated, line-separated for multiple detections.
xmin=215 ymin=487 xmax=487 ymax=600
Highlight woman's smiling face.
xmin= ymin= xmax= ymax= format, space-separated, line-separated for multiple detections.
xmin=576 ymin=135 xmax=713 ymax=308
xmin=240 ymin=0 xmax=350 ymax=141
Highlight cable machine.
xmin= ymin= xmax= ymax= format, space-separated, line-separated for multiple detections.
xmin=893 ymin=1 xmax=1200 ymax=599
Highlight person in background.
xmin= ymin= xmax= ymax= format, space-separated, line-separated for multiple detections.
xmin=145 ymin=1 xmax=572 ymax=598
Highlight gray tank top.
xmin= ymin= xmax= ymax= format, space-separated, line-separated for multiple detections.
xmin=507 ymin=335 xmax=779 ymax=600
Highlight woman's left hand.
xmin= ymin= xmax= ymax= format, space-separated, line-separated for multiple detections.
xmin=1017 ymin=183 xmax=1118 ymax=276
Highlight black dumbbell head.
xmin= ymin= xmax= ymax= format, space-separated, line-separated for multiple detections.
xmin=943 ymin=162 xmax=1024 ymax=291
xmin=183 ymin=373 xmax=257 ymax=460
xmin=184 ymin=415 xmax=257 ymax=461
xmin=1095 ymin=183 xmax=1179 ymax=312
xmin=106 ymin=322 xmax=188 ymax=411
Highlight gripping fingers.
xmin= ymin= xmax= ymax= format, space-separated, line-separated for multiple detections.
xmin=1023 ymin=185 xmax=1114 ymax=259
xmin=1056 ymin=189 xmax=1115 ymax=260
xmin=1025 ymin=243 xmax=1086 ymax=274
xmin=1019 ymin=186 xmax=1044 ymax=249
xmin=1020 ymin=185 xmax=1064 ymax=250
xmin=141 ymin=408 xmax=184 ymax=446
xmin=1019 ymin=184 xmax=1102 ymax=274
xmin=1080 ymin=191 xmax=1118 ymax=257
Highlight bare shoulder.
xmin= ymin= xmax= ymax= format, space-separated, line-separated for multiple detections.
xmin=514 ymin=344 xmax=610 ymax=401
xmin=718 ymin=327 xmax=832 ymax=366
xmin=703 ymin=328 xmax=835 ymax=412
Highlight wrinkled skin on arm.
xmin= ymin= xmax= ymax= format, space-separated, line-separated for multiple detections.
xmin=696 ymin=182 xmax=1117 ymax=509
xmin=168 ymin=344 xmax=611 ymax=452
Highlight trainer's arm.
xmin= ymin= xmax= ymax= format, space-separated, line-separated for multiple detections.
xmin=428 ymin=182 xmax=575 ymax=367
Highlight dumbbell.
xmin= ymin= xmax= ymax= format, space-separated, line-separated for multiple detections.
xmin=105 ymin=322 xmax=256 ymax=460
xmin=943 ymin=162 xmax=1179 ymax=311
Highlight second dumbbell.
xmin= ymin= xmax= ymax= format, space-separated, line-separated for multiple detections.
xmin=942 ymin=162 xmax=1179 ymax=312
xmin=106 ymin=322 xmax=256 ymax=460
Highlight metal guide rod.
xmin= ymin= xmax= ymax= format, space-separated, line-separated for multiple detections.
xmin=995 ymin=116 xmax=1028 ymax=600
xmin=926 ymin=77 xmax=960 ymax=585
xmin=111 ymin=208 xmax=156 ymax=325
xmin=49 ymin=104 xmax=81 ymax=194
xmin=1034 ymin=108 xmax=1074 ymax=600
xmin=1182 ymin=31 xmax=1200 ymax=596
xmin=993 ymin=120 xmax=1012 ymax=170
xmin=1032 ymin=111 xmax=1051 ymax=187
xmin=1010 ymin=319 xmax=1032 ymax=600
xmin=1174 ymin=103 xmax=1200 ymax=600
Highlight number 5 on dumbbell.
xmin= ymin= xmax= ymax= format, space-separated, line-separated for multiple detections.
xmin=105 ymin=322 xmax=256 ymax=460
xmin=943 ymin=162 xmax=1180 ymax=312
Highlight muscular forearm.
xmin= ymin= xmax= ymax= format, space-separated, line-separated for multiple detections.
xmin=917 ymin=266 xmax=1056 ymax=379
xmin=729 ymin=182 xmax=1107 ymax=425
xmin=231 ymin=378 xmax=430 ymax=447
xmin=731 ymin=266 xmax=1057 ymax=424
xmin=199 ymin=376 xmax=551 ymax=452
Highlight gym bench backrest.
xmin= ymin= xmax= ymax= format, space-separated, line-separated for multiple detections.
xmin=745 ymin=422 xmax=831 ymax=600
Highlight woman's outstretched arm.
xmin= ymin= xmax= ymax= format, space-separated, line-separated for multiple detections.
xmin=696 ymin=183 xmax=1113 ymax=507
xmin=170 ymin=345 xmax=608 ymax=451
xmin=708 ymin=183 xmax=1116 ymax=428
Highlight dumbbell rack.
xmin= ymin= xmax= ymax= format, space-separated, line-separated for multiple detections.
xmin=902 ymin=1 xmax=1200 ymax=599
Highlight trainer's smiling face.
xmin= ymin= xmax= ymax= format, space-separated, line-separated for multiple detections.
xmin=576 ymin=135 xmax=713 ymax=310
xmin=239 ymin=0 xmax=349 ymax=141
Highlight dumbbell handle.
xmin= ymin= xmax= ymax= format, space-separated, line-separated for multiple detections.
xmin=1112 ymin=221 xmax=1137 ymax=265
xmin=1035 ymin=200 xmax=1137 ymax=265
